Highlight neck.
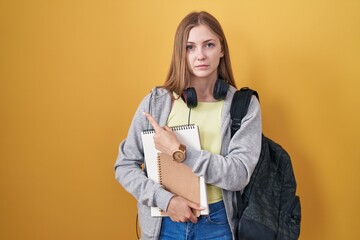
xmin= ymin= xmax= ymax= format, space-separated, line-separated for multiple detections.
xmin=189 ymin=75 xmax=217 ymax=102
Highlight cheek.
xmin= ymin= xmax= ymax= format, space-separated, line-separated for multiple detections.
xmin=186 ymin=56 xmax=192 ymax=70
xmin=211 ymin=52 xmax=222 ymax=64
xmin=187 ymin=54 xmax=194 ymax=66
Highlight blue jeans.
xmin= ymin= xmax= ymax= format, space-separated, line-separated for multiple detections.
xmin=159 ymin=200 xmax=232 ymax=240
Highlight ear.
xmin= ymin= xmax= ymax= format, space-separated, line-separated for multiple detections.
xmin=220 ymin=47 xmax=224 ymax=58
xmin=220 ymin=51 xmax=224 ymax=58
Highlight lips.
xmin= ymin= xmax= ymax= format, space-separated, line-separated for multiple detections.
xmin=195 ymin=64 xmax=209 ymax=68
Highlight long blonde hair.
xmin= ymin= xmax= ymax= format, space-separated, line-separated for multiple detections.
xmin=162 ymin=11 xmax=237 ymax=95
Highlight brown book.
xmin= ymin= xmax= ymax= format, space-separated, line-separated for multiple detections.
xmin=157 ymin=152 xmax=200 ymax=217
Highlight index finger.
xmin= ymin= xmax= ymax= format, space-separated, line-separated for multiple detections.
xmin=143 ymin=112 xmax=162 ymax=132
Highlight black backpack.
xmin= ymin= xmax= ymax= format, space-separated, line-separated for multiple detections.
xmin=230 ymin=88 xmax=301 ymax=240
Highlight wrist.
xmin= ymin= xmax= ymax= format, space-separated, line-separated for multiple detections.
xmin=171 ymin=144 xmax=186 ymax=162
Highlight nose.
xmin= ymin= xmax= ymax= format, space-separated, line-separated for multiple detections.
xmin=196 ymin=48 xmax=206 ymax=61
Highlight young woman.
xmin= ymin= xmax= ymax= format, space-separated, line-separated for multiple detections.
xmin=115 ymin=11 xmax=262 ymax=240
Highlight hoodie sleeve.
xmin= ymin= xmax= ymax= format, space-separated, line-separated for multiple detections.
xmin=114 ymin=91 xmax=174 ymax=212
xmin=183 ymin=95 xmax=262 ymax=191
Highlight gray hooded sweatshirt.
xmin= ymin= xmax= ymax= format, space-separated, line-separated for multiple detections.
xmin=114 ymin=86 xmax=262 ymax=239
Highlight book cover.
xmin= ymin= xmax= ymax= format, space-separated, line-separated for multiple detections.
xmin=157 ymin=152 xmax=201 ymax=217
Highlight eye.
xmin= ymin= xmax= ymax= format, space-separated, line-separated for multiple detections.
xmin=186 ymin=45 xmax=194 ymax=51
xmin=206 ymin=42 xmax=215 ymax=48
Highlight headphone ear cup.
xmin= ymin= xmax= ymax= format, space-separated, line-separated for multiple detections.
xmin=182 ymin=87 xmax=198 ymax=108
xmin=213 ymin=78 xmax=229 ymax=100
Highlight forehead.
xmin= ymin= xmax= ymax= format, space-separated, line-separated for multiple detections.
xmin=187 ymin=24 xmax=220 ymax=42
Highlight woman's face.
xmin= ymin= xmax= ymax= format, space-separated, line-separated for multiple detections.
xmin=186 ymin=24 xmax=223 ymax=81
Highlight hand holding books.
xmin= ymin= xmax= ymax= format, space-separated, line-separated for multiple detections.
xmin=166 ymin=196 xmax=204 ymax=223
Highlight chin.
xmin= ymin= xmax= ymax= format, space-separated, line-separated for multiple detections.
xmin=192 ymin=72 xmax=216 ymax=79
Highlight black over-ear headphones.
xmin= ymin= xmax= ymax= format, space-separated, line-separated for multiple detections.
xmin=182 ymin=78 xmax=229 ymax=108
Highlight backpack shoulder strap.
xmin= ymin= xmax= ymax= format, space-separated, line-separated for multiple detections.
xmin=230 ymin=87 xmax=259 ymax=137
xmin=231 ymin=87 xmax=261 ymax=220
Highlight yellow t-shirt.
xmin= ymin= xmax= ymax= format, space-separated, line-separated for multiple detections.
xmin=167 ymin=94 xmax=224 ymax=204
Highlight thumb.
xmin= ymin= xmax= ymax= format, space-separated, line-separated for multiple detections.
xmin=187 ymin=201 xmax=204 ymax=211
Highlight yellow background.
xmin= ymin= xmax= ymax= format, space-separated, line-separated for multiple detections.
xmin=1 ymin=1 xmax=359 ymax=239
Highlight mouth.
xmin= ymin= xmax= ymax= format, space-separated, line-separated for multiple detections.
xmin=195 ymin=65 xmax=209 ymax=68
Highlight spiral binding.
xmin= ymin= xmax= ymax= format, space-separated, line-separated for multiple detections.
xmin=142 ymin=129 xmax=156 ymax=134
xmin=171 ymin=124 xmax=196 ymax=131
xmin=157 ymin=153 xmax=163 ymax=185
xmin=142 ymin=124 xmax=196 ymax=134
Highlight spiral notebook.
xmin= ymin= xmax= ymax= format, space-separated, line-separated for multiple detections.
xmin=141 ymin=124 xmax=209 ymax=217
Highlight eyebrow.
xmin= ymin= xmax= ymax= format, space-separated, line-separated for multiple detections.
xmin=186 ymin=39 xmax=216 ymax=44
